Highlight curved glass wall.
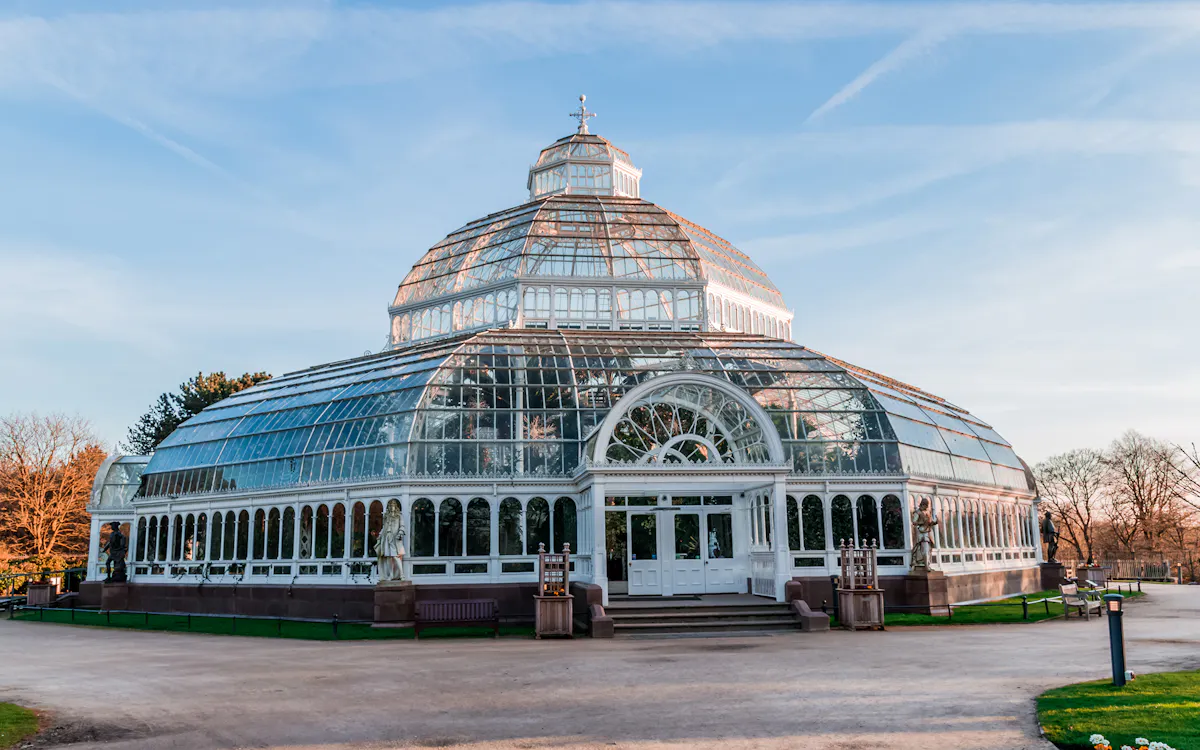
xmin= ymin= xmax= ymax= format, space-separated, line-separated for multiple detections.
xmin=138 ymin=330 xmax=1025 ymax=498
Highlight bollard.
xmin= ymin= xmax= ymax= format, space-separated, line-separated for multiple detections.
xmin=332 ymin=614 xmax=339 ymax=640
xmin=1022 ymin=595 xmax=1028 ymax=621
xmin=1103 ymin=594 xmax=1127 ymax=687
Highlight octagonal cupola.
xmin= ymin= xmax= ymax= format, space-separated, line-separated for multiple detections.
xmin=527 ymin=95 xmax=643 ymax=200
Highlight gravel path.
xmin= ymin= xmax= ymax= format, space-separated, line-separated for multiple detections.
xmin=1 ymin=585 xmax=1196 ymax=750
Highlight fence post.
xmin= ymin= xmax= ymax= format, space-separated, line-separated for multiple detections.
xmin=332 ymin=614 xmax=339 ymax=640
xmin=1022 ymin=595 xmax=1028 ymax=621
xmin=277 ymin=617 xmax=282 ymax=637
xmin=829 ymin=575 xmax=839 ymax=623
xmin=106 ymin=609 xmax=110 ymax=625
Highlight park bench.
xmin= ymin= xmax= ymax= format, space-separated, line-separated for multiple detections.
xmin=415 ymin=599 xmax=500 ymax=639
xmin=1057 ymin=582 xmax=1103 ymax=620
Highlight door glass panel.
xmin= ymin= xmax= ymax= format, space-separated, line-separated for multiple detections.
xmin=706 ymin=513 xmax=732 ymax=559
xmin=630 ymin=514 xmax=657 ymax=560
xmin=674 ymin=514 xmax=700 ymax=559
xmin=605 ymin=512 xmax=628 ymax=582
xmin=671 ymin=496 xmax=702 ymax=506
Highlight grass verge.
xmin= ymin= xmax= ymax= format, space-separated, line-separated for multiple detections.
xmin=8 ymin=607 xmax=534 ymax=640
xmin=881 ymin=588 xmax=1145 ymax=627
xmin=1038 ymin=669 xmax=1200 ymax=749
xmin=0 ymin=703 xmax=38 ymax=749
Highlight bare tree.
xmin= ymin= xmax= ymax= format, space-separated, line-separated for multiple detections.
xmin=1035 ymin=448 xmax=1107 ymax=563
xmin=1174 ymin=442 xmax=1200 ymax=512
xmin=0 ymin=413 xmax=107 ymax=564
xmin=1102 ymin=430 xmax=1187 ymax=557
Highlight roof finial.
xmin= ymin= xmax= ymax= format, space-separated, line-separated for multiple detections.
xmin=569 ymin=94 xmax=596 ymax=134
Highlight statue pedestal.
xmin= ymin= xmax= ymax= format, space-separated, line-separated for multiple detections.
xmin=1040 ymin=562 xmax=1067 ymax=591
xmin=101 ymin=582 xmax=130 ymax=611
xmin=1075 ymin=565 xmax=1107 ymax=588
xmin=374 ymin=581 xmax=415 ymax=625
xmin=904 ymin=568 xmax=950 ymax=616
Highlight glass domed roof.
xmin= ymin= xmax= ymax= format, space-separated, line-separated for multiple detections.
xmin=137 ymin=329 xmax=1028 ymax=500
xmin=392 ymin=195 xmax=785 ymax=309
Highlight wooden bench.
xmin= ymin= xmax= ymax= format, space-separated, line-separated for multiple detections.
xmin=415 ymin=599 xmax=500 ymax=639
xmin=1059 ymin=583 xmax=1103 ymax=620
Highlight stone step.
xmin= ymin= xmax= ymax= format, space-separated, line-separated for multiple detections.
xmin=609 ymin=608 xmax=792 ymax=621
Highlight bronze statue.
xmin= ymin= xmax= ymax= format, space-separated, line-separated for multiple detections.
xmin=910 ymin=498 xmax=939 ymax=570
xmin=1041 ymin=511 xmax=1059 ymax=563
xmin=102 ymin=521 xmax=128 ymax=583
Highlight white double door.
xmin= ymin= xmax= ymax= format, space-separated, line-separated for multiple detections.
xmin=622 ymin=508 xmax=740 ymax=596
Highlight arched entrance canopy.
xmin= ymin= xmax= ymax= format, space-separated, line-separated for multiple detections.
xmin=590 ymin=373 xmax=786 ymax=467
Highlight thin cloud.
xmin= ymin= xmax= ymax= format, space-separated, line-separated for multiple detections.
xmin=807 ymin=27 xmax=950 ymax=122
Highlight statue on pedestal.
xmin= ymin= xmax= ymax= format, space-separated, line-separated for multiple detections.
xmin=910 ymin=498 xmax=939 ymax=570
xmin=102 ymin=521 xmax=128 ymax=583
xmin=1041 ymin=511 xmax=1060 ymax=563
xmin=378 ymin=499 xmax=406 ymax=582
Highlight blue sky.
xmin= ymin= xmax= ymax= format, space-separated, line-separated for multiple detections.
xmin=1 ymin=1 xmax=1198 ymax=463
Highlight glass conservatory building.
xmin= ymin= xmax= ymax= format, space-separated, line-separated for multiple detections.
xmin=88 ymin=105 xmax=1042 ymax=619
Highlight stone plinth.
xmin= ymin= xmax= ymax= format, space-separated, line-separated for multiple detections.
xmin=373 ymin=581 xmax=415 ymax=624
xmin=904 ymin=568 xmax=950 ymax=617
xmin=1040 ymin=562 xmax=1067 ymax=591
xmin=1076 ymin=565 xmax=1107 ymax=588
xmin=101 ymin=582 xmax=130 ymax=611
xmin=26 ymin=583 xmax=57 ymax=606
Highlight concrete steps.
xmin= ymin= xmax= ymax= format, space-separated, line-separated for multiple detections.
xmin=607 ymin=598 xmax=799 ymax=636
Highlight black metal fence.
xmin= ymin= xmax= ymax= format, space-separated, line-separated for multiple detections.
xmin=1 ymin=567 xmax=87 ymax=599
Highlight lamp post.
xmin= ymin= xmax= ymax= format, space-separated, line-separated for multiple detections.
xmin=1103 ymin=593 xmax=1126 ymax=687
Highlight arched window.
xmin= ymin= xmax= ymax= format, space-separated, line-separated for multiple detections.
xmin=267 ymin=508 xmax=281 ymax=560
xmin=331 ymin=503 xmax=346 ymax=558
xmin=536 ymin=287 xmax=550 ymax=317
xmin=644 ymin=290 xmax=659 ymax=320
xmin=172 ymin=515 xmax=184 ymax=561
xmin=195 ymin=513 xmax=207 ymax=561
xmin=439 ymin=498 xmax=464 ymax=557
xmin=251 ymin=509 xmax=266 ymax=560
xmin=526 ymin=497 xmax=550 ymax=554
xmin=314 ymin=505 xmax=330 ymax=558
xmin=584 ymin=288 xmax=597 ymax=318
xmin=598 ymin=288 xmax=612 ymax=318
xmin=485 ymin=293 xmax=497 ymax=323
xmin=786 ymin=495 xmax=801 ymax=550
xmin=631 ymin=290 xmax=645 ymax=320
xmin=367 ymin=500 xmax=385 ymax=557
xmin=467 ymin=498 xmax=490 ymax=556
xmin=616 ymin=289 xmax=630 ymax=319
xmin=145 ymin=516 xmax=157 ymax=561
xmin=882 ymin=495 xmax=904 ymax=549
xmin=569 ymin=288 xmax=584 ymax=318
xmin=856 ymin=495 xmax=879 ymax=547
xmin=554 ymin=288 xmax=569 ymax=319
xmin=235 ymin=510 xmax=249 ymax=560
xmin=282 ymin=507 xmax=295 ymax=559
xmin=298 ymin=507 xmax=313 ymax=559
xmin=136 ymin=517 xmax=148 ymax=562
xmin=411 ymin=498 xmax=435 ymax=557
xmin=209 ymin=513 xmax=222 ymax=560
xmin=802 ymin=495 xmax=825 ymax=551
xmin=499 ymin=497 xmax=523 ymax=555
xmin=831 ymin=495 xmax=854 ymax=546
xmin=524 ymin=288 xmax=538 ymax=316
xmin=553 ymin=497 xmax=577 ymax=552
xmin=351 ymin=502 xmax=366 ymax=558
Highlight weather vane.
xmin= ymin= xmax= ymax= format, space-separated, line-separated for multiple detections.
xmin=569 ymin=94 xmax=596 ymax=134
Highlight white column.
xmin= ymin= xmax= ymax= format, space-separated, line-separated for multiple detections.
xmin=771 ymin=477 xmax=790 ymax=602
xmin=87 ymin=516 xmax=102 ymax=580
xmin=821 ymin=492 xmax=835 ymax=568
xmin=489 ymin=493 xmax=500 ymax=583
xmin=592 ymin=477 xmax=608 ymax=605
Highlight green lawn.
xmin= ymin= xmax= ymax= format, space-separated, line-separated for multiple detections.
xmin=0 ymin=703 xmax=38 ymax=749
xmin=8 ymin=608 xmax=534 ymax=640
xmin=1038 ymin=670 xmax=1200 ymax=750
xmin=882 ymin=588 xmax=1145 ymax=627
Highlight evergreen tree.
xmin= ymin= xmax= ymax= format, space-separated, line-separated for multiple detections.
xmin=122 ymin=371 xmax=272 ymax=454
